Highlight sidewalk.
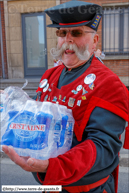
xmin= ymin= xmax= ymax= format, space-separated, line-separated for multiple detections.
xmin=119 ymin=130 xmax=129 ymax=168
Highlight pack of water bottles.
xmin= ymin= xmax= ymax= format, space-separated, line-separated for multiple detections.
xmin=0 ymin=86 xmax=75 ymax=160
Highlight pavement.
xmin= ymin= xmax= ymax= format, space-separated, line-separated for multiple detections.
xmin=119 ymin=154 xmax=129 ymax=168
xmin=119 ymin=131 xmax=129 ymax=169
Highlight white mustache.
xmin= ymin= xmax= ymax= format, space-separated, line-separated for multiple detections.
xmin=50 ymin=43 xmax=90 ymax=61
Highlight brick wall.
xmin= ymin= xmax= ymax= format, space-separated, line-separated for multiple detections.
xmin=104 ymin=60 xmax=129 ymax=77
xmin=60 ymin=0 xmax=129 ymax=78
xmin=0 ymin=36 xmax=1 ymax=78
xmin=0 ymin=1 xmax=8 ymax=78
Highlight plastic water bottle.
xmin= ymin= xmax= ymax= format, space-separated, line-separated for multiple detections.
xmin=0 ymin=90 xmax=8 ymax=121
xmin=66 ymin=122 xmax=73 ymax=145
xmin=53 ymin=120 xmax=62 ymax=148
xmin=0 ymin=87 xmax=75 ymax=159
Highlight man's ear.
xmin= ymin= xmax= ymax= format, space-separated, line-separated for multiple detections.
xmin=93 ymin=34 xmax=99 ymax=50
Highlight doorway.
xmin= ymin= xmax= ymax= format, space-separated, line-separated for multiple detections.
xmin=22 ymin=12 xmax=47 ymax=78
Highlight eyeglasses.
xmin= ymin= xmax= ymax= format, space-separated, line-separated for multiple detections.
xmin=56 ymin=29 xmax=95 ymax=37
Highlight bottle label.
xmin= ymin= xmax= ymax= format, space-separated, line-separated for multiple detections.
xmin=2 ymin=110 xmax=52 ymax=150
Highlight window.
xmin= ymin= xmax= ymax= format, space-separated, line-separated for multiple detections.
xmin=28 ymin=25 xmax=32 ymax=40
xmin=22 ymin=12 xmax=47 ymax=78
xmin=102 ymin=6 xmax=129 ymax=55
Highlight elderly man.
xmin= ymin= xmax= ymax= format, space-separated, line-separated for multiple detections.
xmin=2 ymin=1 xmax=128 ymax=193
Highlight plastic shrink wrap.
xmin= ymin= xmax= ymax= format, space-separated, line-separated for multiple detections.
xmin=0 ymin=87 xmax=75 ymax=160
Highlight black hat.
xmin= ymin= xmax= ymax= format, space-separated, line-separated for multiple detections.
xmin=44 ymin=0 xmax=102 ymax=31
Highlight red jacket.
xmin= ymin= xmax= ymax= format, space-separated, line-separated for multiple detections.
xmin=36 ymin=56 xmax=128 ymax=192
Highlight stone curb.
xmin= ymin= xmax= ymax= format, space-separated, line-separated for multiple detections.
xmin=119 ymin=157 xmax=129 ymax=167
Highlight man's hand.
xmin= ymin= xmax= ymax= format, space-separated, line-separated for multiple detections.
xmin=2 ymin=145 xmax=49 ymax=173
